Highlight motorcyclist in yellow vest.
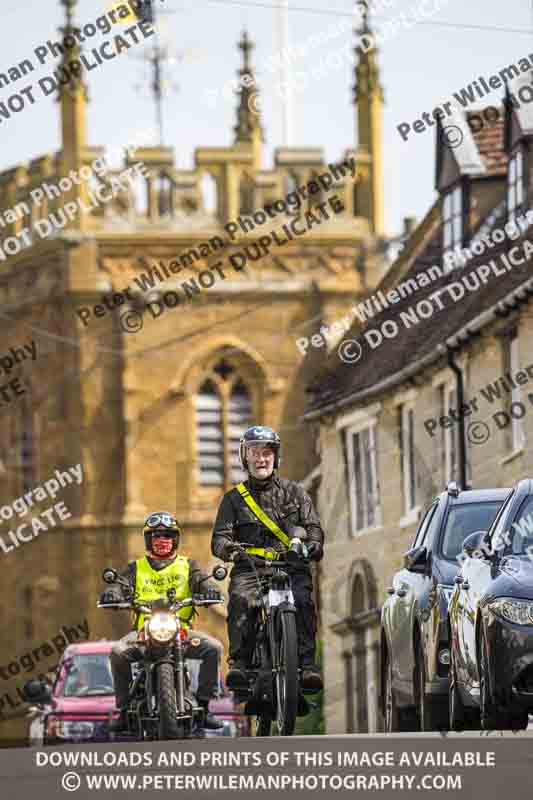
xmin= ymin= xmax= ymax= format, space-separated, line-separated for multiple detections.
xmin=100 ymin=511 xmax=223 ymax=731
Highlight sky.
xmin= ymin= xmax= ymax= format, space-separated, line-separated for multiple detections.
xmin=1 ymin=0 xmax=532 ymax=237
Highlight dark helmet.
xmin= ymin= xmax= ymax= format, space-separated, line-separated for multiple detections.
xmin=142 ymin=511 xmax=181 ymax=554
xmin=239 ymin=425 xmax=281 ymax=470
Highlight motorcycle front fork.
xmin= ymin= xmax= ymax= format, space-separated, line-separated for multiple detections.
xmin=174 ymin=641 xmax=186 ymax=715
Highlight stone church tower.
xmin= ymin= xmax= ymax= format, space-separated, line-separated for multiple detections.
xmin=0 ymin=0 xmax=386 ymax=742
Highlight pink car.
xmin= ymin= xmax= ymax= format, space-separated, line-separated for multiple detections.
xmin=205 ymin=691 xmax=250 ymax=737
xmin=27 ymin=642 xmax=120 ymax=745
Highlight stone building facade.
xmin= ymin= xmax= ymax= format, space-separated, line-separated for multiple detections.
xmin=306 ymin=73 xmax=533 ymax=733
xmin=0 ymin=2 xmax=388 ymax=742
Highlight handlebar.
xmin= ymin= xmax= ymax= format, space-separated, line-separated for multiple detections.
xmin=231 ymin=538 xmax=308 ymax=564
xmin=97 ymin=596 xmax=224 ymax=613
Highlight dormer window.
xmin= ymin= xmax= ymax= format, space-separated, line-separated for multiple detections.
xmin=442 ymin=184 xmax=462 ymax=251
xmin=507 ymin=149 xmax=524 ymax=221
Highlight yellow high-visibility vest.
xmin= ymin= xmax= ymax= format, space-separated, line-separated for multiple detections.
xmin=235 ymin=482 xmax=290 ymax=547
xmin=134 ymin=556 xmax=192 ymax=630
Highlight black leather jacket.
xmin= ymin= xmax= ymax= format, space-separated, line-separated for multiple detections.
xmin=211 ymin=474 xmax=325 ymax=573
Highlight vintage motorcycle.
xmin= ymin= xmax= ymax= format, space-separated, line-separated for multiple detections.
xmin=230 ymin=530 xmax=320 ymax=736
xmin=97 ymin=563 xmax=227 ymax=740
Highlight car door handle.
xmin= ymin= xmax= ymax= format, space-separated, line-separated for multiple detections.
xmin=396 ymin=589 xmax=407 ymax=598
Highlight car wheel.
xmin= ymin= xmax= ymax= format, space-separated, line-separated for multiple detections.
xmin=384 ymin=649 xmax=418 ymax=732
xmin=384 ymin=650 xmax=400 ymax=732
xmin=479 ymin=629 xmax=505 ymax=731
xmin=449 ymin=650 xmax=466 ymax=732
xmin=415 ymin=639 xmax=448 ymax=732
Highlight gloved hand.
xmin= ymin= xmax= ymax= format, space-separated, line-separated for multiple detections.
xmin=100 ymin=590 xmax=122 ymax=604
xmin=306 ymin=542 xmax=323 ymax=562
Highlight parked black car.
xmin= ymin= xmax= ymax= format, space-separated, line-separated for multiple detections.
xmin=381 ymin=483 xmax=509 ymax=732
xmin=449 ymin=478 xmax=533 ymax=731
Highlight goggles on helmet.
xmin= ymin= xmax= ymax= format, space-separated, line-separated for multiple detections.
xmin=144 ymin=513 xmax=179 ymax=531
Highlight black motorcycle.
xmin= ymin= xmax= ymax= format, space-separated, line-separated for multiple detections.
xmin=97 ymin=564 xmax=227 ymax=740
xmin=231 ymin=532 xmax=318 ymax=736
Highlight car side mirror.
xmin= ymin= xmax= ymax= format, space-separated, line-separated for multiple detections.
xmin=404 ymin=546 xmax=428 ymax=573
xmin=22 ymin=679 xmax=52 ymax=705
xmin=462 ymin=530 xmax=488 ymax=558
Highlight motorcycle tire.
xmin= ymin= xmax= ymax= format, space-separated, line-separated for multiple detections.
xmin=274 ymin=610 xmax=299 ymax=736
xmin=256 ymin=713 xmax=273 ymax=737
xmin=157 ymin=662 xmax=183 ymax=740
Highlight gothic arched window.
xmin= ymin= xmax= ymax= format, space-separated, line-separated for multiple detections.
xmin=228 ymin=379 xmax=251 ymax=484
xmin=194 ymin=359 xmax=252 ymax=489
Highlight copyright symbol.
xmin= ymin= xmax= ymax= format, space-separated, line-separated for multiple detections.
xmin=62 ymin=772 xmax=81 ymax=792
xmin=338 ymin=339 xmax=362 ymax=364
xmin=467 ymin=421 xmax=490 ymax=445
xmin=441 ymin=125 xmax=463 ymax=149
xmin=248 ymin=92 xmax=261 ymax=114
xmin=120 ymin=309 xmax=143 ymax=333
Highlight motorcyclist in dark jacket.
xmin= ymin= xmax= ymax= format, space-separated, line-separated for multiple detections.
xmin=99 ymin=511 xmax=223 ymax=731
xmin=211 ymin=426 xmax=324 ymax=691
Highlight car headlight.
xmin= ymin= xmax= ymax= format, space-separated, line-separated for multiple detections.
xmin=147 ymin=612 xmax=178 ymax=643
xmin=47 ymin=719 xmax=95 ymax=739
xmin=489 ymin=598 xmax=533 ymax=625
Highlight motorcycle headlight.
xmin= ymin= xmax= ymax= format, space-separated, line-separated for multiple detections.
xmin=147 ymin=612 xmax=178 ymax=643
xmin=489 ymin=598 xmax=533 ymax=626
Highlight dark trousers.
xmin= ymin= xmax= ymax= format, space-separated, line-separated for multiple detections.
xmin=227 ymin=568 xmax=317 ymax=667
xmin=110 ymin=630 xmax=221 ymax=708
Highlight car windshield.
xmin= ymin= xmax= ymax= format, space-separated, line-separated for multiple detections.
xmin=61 ymin=654 xmax=114 ymax=697
xmin=497 ymin=495 xmax=533 ymax=556
xmin=441 ymin=502 xmax=502 ymax=561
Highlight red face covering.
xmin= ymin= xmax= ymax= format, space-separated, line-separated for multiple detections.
xmin=150 ymin=534 xmax=175 ymax=559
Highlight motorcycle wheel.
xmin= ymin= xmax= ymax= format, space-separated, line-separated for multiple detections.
xmin=157 ymin=662 xmax=183 ymax=740
xmin=256 ymin=713 xmax=272 ymax=737
xmin=274 ymin=611 xmax=298 ymax=736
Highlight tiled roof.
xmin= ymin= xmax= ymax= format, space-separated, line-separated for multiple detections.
xmin=305 ymin=105 xmax=517 ymax=417
xmin=305 ymin=204 xmax=533 ymax=415
xmin=306 ymin=104 xmax=520 ymax=413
